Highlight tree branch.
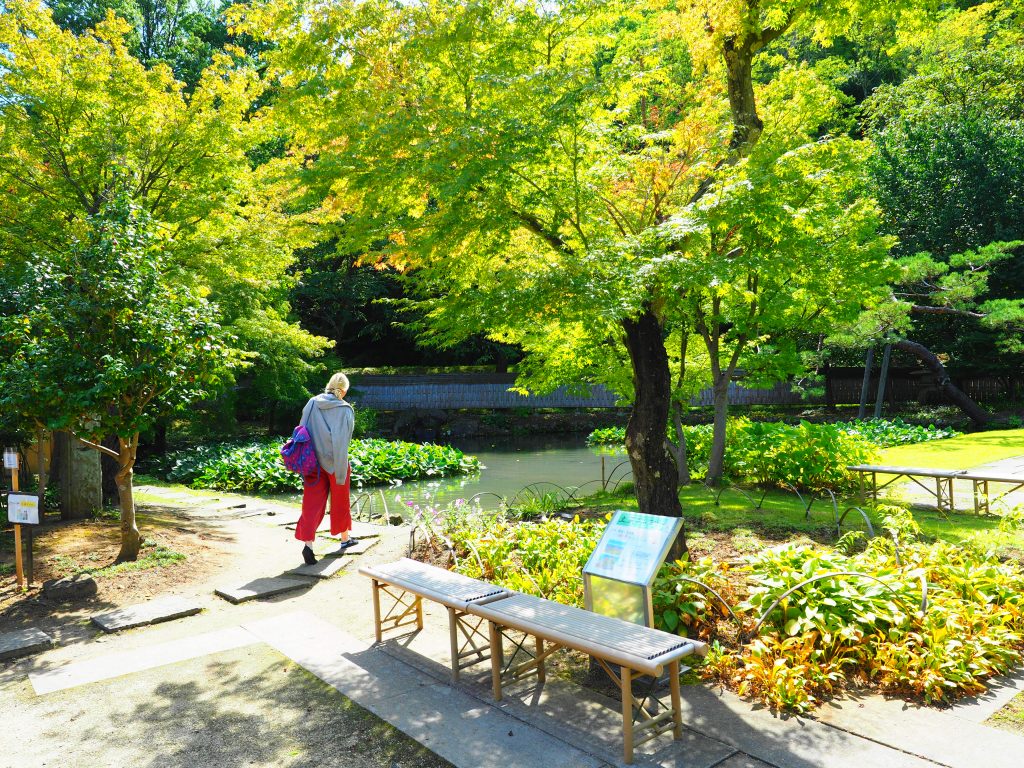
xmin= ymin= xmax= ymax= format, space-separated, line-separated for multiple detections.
xmin=910 ymin=304 xmax=986 ymax=319
xmin=73 ymin=435 xmax=120 ymax=459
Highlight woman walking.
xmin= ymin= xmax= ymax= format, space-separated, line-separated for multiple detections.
xmin=295 ymin=372 xmax=356 ymax=564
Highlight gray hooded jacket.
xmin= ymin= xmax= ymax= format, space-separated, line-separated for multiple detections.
xmin=300 ymin=393 xmax=354 ymax=478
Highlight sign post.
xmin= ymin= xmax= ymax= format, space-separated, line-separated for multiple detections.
xmin=5 ymin=448 xmax=38 ymax=588
xmin=583 ymin=511 xmax=683 ymax=628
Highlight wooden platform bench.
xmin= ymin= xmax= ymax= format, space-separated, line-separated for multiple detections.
xmin=359 ymin=558 xmax=512 ymax=682
xmin=467 ymin=591 xmax=707 ymax=764
xmin=848 ymin=464 xmax=967 ymax=512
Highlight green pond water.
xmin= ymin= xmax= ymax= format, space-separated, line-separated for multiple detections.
xmin=284 ymin=436 xmax=630 ymax=517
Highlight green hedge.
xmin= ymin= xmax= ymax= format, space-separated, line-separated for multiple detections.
xmin=155 ymin=438 xmax=481 ymax=493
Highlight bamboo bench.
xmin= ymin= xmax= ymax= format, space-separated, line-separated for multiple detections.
xmin=359 ymin=558 xmax=512 ymax=681
xmin=360 ymin=558 xmax=707 ymax=764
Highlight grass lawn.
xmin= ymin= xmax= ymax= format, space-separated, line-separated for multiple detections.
xmin=879 ymin=428 xmax=1024 ymax=470
xmin=578 ymin=478 xmax=1024 ymax=561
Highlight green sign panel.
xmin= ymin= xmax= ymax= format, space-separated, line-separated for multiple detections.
xmin=583 ymin=511 xmax=682 ymax=627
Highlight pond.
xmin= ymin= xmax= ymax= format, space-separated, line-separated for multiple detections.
xmin=321 ymin=436 xmax=629 ymax=519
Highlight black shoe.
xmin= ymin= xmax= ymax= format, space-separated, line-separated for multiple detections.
xmin=302 ymin=545 xmax=317 ymax=565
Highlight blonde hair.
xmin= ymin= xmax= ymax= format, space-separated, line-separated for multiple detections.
xmin=325 ymin=372 xmax=350 ymax=397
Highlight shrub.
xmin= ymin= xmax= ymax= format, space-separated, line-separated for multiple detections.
xmin=353 ymin=407 xmax=380 ymax=438
xmin=415 ymin=502 xmax=603 ymax=607
xmin=586 ymin=417 xmax=956 ymax=490
xmin=157 ymin=438 xmax=481 ymax=493
xmin=423 ymin=503 xmax=1024 ymax=713
xmin=695 ymin=537 xmax=1024 ymax=711
xmin=586 ymin=426 xmax=626 ymax=446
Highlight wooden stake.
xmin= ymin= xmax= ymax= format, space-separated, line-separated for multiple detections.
xmin=11 ymin=459 xmax=24 ymax=589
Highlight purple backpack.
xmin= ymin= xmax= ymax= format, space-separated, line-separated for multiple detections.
xmin=281 ymin=424 xmax=319 ymax=478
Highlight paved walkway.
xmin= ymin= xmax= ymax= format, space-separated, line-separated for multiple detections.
xmin=3 ymin=485 xmax=1024 ymax=767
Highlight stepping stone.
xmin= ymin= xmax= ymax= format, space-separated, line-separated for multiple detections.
xmin=214 ymin=577 xmax=309 ymax=605
xmin=0 ymin=628 xmax=54 ymax=662
xmin=287 ymin=557 xmax=349 ymax=579
xmin=322 ymin=537 xmax=378 ymax=558
xmin=283 ymin=520 xmax=384 ymax=538
xmin=91 ymin=596 xmax=202 ymax=633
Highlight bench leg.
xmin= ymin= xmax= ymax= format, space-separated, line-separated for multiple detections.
xmin=536 ymin=636 xmax=545 ymax=683
xmin=669 ymin=660 xmax=682 ymax=739
xmin=447 ymin=607 xmax=460 ymax=683
xmin=621 ymin=667 xmax=634 ymax=764
xmin=415 ymin=594 xmax=424 ymax=631
xmin=371 ymin=579 xmax=383 ymax=644
xmin=489 ymin=621 xmax=503 ymax=702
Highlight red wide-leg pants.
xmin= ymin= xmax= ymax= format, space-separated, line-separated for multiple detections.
xmin=295 ymin=466 xmax=351 ymax=541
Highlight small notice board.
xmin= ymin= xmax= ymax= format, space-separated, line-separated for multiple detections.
xmin=583 ymin=511 xmax=682 ymax=627
xmin=7 ymin=494 xmax=40 ymax=526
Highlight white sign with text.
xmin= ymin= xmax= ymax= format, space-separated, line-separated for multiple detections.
xmin=7 ymin=494 xmax=39 ymax=525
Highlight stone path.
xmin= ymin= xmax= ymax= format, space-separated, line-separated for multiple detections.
xmin=0 ymin=628 xmax=53 ymax=662
xmin=91 ymin=596 xmax=202 ymax=633
xmin=20 ymin=604 xmax=1024 ymax=768
xmin=287 ymin=557 xmax=348 ymax=579
xmin=214 ymin=576 xmax=310 ymax=604
xmin=29 ymin=626 xmax=258 ymax=695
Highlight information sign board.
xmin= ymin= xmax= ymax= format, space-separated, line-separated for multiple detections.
xmin=7 ymin=494 xmax=40 ymax=525
xmin=584 ymin=511 xmax=682 ymax=585
xmin=583 ymin=511 xmax=682 ymax=627
xmin=3 ymin=448 xmax=17 ymax=470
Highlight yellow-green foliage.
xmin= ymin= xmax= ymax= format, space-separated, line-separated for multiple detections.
xmin=417 ymin=504 xmax=603 ymax=608
xmin=696 ymin=534 xmax=1024 ymax=712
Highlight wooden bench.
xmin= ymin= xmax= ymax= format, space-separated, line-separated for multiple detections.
xmin=467 ymin=591 xmax=706 ymax=764
xmin=959 ymin=472 xmax=1024 ymax=514
xmin=848 ymin=464 xmax=967 ymax=512
xmin=359 ymin=558 xmax=512 ymax=681
xmin=849 ymin=464 xmax=1024 ymax=514
xmin=361 ymin=559 xmax=707 ymax=763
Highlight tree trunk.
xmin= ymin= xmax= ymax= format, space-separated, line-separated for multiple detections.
xmin=36 ymin=427 xmax=49 ymax=516
xmin=722 ymin=39 xmax=762 ymax=154
xmin=668 ymin=330 xmax=691 ymax=487
xmin=621 ymin=306 xmax=686 ymax=556
xmin=101 ymin=434 xmax=119 ymax=506
xmin=115 ymin=434 xmax=142 ymax=563
xmin=669 ymin=403 xmax=691 ymax=487
xmin=895 ymin=339 xmax=988 ymax=425
xmin=153 ymin=419 xmax=168 ymax=456
xmin=706 ymin=376 xmax=730 ymax=485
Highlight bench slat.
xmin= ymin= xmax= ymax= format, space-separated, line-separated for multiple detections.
xmin=468 ymin=592 xmax=700 ymax=675
xmin=847 ymin=465 xmax=967 ymax=478
xmin=359 ymin=558 xmax=510 ymax=609
xmin=959 ymin=473 xmax=1024 ymax=484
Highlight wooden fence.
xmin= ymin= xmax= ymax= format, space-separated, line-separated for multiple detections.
xmin=350 ymin=369 xmax=1022 ymax=411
